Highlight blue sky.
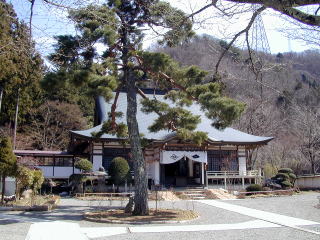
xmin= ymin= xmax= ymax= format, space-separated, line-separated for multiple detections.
xmin=9 ymin=0 xmax=316 ymax=60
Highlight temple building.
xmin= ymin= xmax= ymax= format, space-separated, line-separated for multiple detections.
xmin=15 ymin=89 xmax=273 ymax=188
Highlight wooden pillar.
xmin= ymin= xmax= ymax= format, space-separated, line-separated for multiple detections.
xmin=258 ymin=168 xmax=262 ymax=185
xmin=53 ymin=156 xmax=55 ymax=177
xmin=201 ymin=163 xmax=205 ymax=185
xmin=242 ymin=176 xmax=245 ymax=189
xmin=205 ymin=164 xmax=208 ymax=189
xmin=224 ymin=171 xmax=227 ymax=190
xmin=72 ymin=156 xmax=75 ymax=174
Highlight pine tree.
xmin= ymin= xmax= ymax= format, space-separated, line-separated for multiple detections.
xmin=0 ymin=137 xmax=17 ymax=204
xmin=47 ymin=0 xmax=245 ymax=215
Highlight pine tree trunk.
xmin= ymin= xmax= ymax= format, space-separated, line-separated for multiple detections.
xmin=126 ymin=71 xmax=149 ymax=216
xmin=120 ymin=24 xmax=149 ymax=215
xmin=1 ymin=175 xmax=6 ymax=205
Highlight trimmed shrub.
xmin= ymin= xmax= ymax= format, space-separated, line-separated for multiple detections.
xmin=246 ymin=184 xmax=263 ymax=192
xmin=288 ymin=173 xmax=297 ymax=180
xmin=281 ymin=180 xmax=292 ymax=188
xmin=109 ymin=157 xmax=130 ymax=186
xmin=278 ymin=168 xmax=294 ymax=174
xmin=74 ymin=158 xmax=92 ymax=172
xmin=275 ymin=173 xmax=290 ymax=181
xmin=269 ymin=168 xmax=296 ymax=189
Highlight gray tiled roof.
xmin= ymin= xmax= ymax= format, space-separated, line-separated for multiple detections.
xmin=71 ymin=92 xmax=273 ymax=144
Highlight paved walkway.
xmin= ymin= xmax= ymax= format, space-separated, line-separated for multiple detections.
xmin=23 ymin=199 xmax=320 ymax=239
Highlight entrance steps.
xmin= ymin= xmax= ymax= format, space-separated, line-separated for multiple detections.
xmin=180 ymin=188 xmax=208 ymax=200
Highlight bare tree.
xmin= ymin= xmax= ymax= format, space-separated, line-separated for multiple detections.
xmin=291 ymin=105 xmax=320 ymax=174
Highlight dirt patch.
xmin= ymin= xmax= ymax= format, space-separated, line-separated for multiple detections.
xmin=84 ymin=208 xmax=198 ymax=223
xmin=149 ymin=191 xmax=180 ymax=201
xmin=208 ymin=189 xmax=237 ymax=199
xmin=0 ymin=195 xmax=60 ymax=211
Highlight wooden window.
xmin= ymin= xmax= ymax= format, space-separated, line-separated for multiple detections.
xmin=207 ymin=150 xmax=238 ymax=171
xmin=55 ymin=157 xmax=73 ymax=167
xmin=38 ymin=157 xmax=54 ymax=166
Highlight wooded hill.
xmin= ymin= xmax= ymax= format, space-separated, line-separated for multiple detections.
xmin=0 ymin=0 xmax=319 ymax=175
xmin=155 ymin=34 xmax=320 ymax=176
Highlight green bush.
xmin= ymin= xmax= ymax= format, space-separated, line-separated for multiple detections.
xmin=109 ymin=157 xmax=130 ymax=186
xmin=278 ymin=168 xmax=294 ymax=174
xmin=246 ymin=184 xmax=263 ymax=192
xmin=30 ymin=170 xmax=44 ymax=193
xmin=288 ymin=173 xmax=297 ymax=180
xmin=74 ymin=158 xmax=92 ymax=172
xmin=281 ymin=180 xmax=292 ymax=188
xmin=275 ymin=173 xmax=290 ymax=181
xmin=270 ymin=168 xmax=296 ymax=189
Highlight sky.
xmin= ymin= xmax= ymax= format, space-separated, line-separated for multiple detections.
xmin=8 ymin=0 xmax=318 ymax=60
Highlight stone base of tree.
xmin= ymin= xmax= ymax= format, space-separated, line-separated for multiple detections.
xmin=84 ymin=209 xmax=198 ymax=224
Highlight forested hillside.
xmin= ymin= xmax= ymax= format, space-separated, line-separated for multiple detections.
xmin=155 ymin=35 xmax=320 ymax=175
xmin=1 ymin=0 xmax=319 ymax=175
xmin=0 ymin=1 xmax=90 ymax=151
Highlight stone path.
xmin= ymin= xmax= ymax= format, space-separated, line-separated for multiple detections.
xmin=23 ymin=199 xmax=320 ymax=239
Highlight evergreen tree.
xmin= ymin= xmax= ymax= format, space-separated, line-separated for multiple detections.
xmin=109 ymin=157 xmax=130 ymax=187
xmin=48 ymin=0 xmax=244 ymax=215
xmin=74 ymin=158 xmax=93 ymax=172
xmin=0 ymin=137 xmax=17 ymax=204
xmin=0 ymin=0 xmax=43 ymax=125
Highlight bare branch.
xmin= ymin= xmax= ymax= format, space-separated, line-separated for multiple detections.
xmin=215 ymin=6 xmax=266 ymax=73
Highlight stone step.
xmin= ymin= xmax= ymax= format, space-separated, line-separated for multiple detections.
xmin=190 ymin=196 xmax=206 ymax=199
xmin=184 ymin=193 xmax=206 ymax=197
xmin=183 ymin=192 xmax=206 ymax=195
xmin=184 ymin=191 xmax=206 ymax=194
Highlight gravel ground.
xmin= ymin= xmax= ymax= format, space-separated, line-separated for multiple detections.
xmin=0 ymin=192 xmax=319 ymax=240
xmin=228 ymin=192 xmax=320 ymax=222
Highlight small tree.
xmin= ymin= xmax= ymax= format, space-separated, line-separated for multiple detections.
xmin=74 ymin=158 xmax=92 ymax=172
xmin=0 ymin=137 xmax=17 ymax=204
xmin=109 ymin=157 xmax=130 ymax=191
xmin=15 ymin=166 xmax=33 ymax=199
xmin=29 ymin=169 xmax=44 ymax=205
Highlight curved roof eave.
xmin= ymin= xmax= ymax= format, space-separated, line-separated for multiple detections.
xmin=70 ymin=92 xmax=274 ymax=145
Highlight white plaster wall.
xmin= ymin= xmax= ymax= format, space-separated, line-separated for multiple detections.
xmin=38 ymin=166 xmax=54 ymax=178
xmin=153 ymin=161 xmax=160 ymax=184
xmin=92 ymin=155 xmax=103 ymax=171
xmin=296 ymin=176 xmax=320 ymax=189
xmin=146 ymin=162 xmax=160 ymax=184
xmin=54 ymin=167 xmax=74 ymax=178
xmin=0 ymin=177 xmax=16 ymax=195
xmin=238 ymin=148 xmax=247 ymax=175
xmin=38 ymin=166 xmax=80 ymax=178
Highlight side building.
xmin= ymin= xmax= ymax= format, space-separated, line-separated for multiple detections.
xmin=15 ymin=89 xmax=273 ymax=188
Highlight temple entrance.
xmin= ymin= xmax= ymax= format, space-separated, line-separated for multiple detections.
xmin=160 ymin=150 xmax=207 ymax=187
xmin=161 ymin=158 xmax=203 ymax=187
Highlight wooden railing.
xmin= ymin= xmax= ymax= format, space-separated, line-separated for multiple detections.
xmin=207 ymin=170 xmax=260 ymax=177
